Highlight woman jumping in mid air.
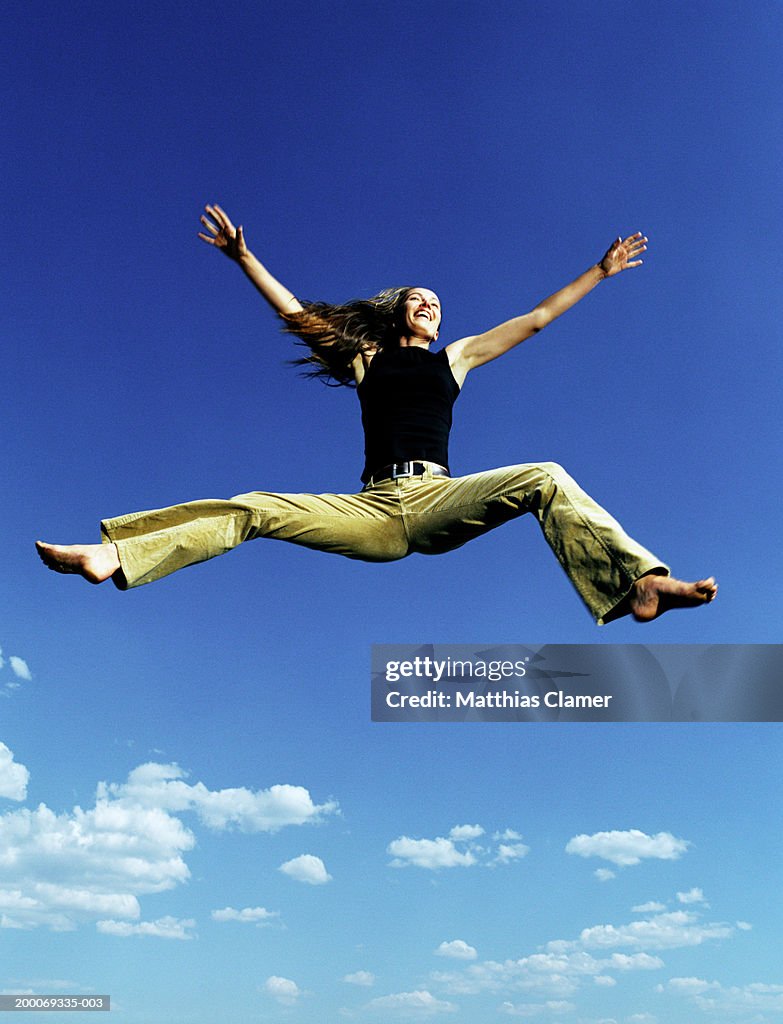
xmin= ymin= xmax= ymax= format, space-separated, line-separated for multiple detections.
xmin=37 ymin=204 xmax=717 ymax=624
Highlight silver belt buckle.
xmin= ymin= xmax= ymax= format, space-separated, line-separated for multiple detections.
xmin=391 ymin=461 xmax=414 ymax=480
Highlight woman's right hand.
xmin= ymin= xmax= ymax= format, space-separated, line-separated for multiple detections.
xmin=198 ymin=204 xmax=248 ymax=262
xmin=199 ymin=203 xmax=303 ymax=318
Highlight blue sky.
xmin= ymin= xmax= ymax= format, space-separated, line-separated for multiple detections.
xmin=2 ymin=2 xmax=782 ymax=1022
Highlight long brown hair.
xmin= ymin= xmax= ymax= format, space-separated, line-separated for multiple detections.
xmin=282 ymin=287 xmax=413 ymax=386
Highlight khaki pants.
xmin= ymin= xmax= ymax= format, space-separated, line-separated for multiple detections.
xmin=101 ymin=462 xmax=667 ymax=623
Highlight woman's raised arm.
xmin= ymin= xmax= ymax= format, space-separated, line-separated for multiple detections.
xmin=446 ymin=233 xmax=647 ymax=383
xmin=198 ymin=204 xmax=303 ymax=317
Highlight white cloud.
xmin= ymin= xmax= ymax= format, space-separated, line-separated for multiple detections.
xmin=661 ymin=976 xmax=783 ymax=1014
xmin=2 ymin=885 xmax=139 ymax=919
xmin=736 ymin=920 xmax=752 ymax=930
xmin=495 ymin=842 xmax=530 ymax=864
xmin=0 ymin=744 xmax=29 ymax=801
xmin=388 ymin=825 xmax=526 ymax=870
xmin=499 ymin=1000 xmax=574 ymax=1016
xmin=632 ymin=902 xmax=666 ymax=913
xmin=0 ymin=798 xmax=192 ymax=932
xmin=0 ymin=761 xmax=337 ymax=931
xmin=659 ymin=976 xmax=715 ymax=995
xmin=96 ymin=916 xmax=195 ymax=940
xmin=565 ymin=830 xmax=689 ymax=867
xmin=104 ymin=762 xmax=338 ymax=832
xmin=388 ymin=836 xmax=476 ymax=870
xmin=264 ymin=976 xmax=301 ymax=1005
xmin=594 ymin=869 xmax=615 ymax=882
xmin=279 ymin=854 xmax=331 ymax=885
xmin=676 ymin=887 xmax=706 ymax=905
xmin=577 ymin=911 xmax=732 ymax=951
xmin=433 ymin=951 xmax=663 ymax=999
xmin=449 ymin=824 xmax=484 ymax=841
xmin=211 ymin=906 xmax=279 ymax=924
xmin=0 ymin=889 xmax=75 ymax=932
xmin=431 ymin=897 xmax=741 ymax=1008
xmin=436 ymin=940 xmax=477 ymax=960
xmin=0 ymin=647 xmax=31 ymax=697
xmin=365 ymin=990 xmax=457 ymax=1015
xmin=9 ymin=658 xmax=31 ymax=682
xmin=344 ymin=971 xmax=375 ymax=987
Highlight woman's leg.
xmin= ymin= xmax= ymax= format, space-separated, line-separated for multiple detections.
xmin=38 ymin=484 xmax=409 ymax=588
xmin=400 ymin=463 xmax=714 ymax=623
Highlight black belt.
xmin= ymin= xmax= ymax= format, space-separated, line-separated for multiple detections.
xmin=366 ymin=461 xmax=450 ymax=486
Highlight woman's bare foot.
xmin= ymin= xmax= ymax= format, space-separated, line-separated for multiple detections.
xmin=629 ymin=573 xmax=718 ymax=622
xmin=35 ymin=541 xmax=120 ymax=584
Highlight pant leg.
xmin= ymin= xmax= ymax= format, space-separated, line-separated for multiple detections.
xmin=100 ymin=485 xmax=409 ymax=589
xmin=400 ymin=463 xmax=668 ymax=624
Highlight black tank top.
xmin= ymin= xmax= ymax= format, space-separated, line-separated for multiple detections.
xmin=357 ymin=346 xmax=460 ymax=483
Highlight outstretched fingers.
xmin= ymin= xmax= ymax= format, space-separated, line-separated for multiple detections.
xmin=209 ymin=203 xmax=236 ymax=234
xmin=198 ymin=213 xmax=220 ymax=245
xmin=601 ymin=231 xmax=648 ymax=275
xmin=198 ymin=205 xmax=225 ymax=245
xmin=624 ymin=232 xmax=648 ymax=267
xmin=198 ymin=204 xmax=244 ymax=258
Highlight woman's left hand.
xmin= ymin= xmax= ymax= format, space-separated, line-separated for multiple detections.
xmin=599 ymin=232 xmax=648 ymax=276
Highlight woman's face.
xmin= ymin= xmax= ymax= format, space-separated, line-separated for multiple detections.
xmin=402 ymin=287 xmax=441 ymax=342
